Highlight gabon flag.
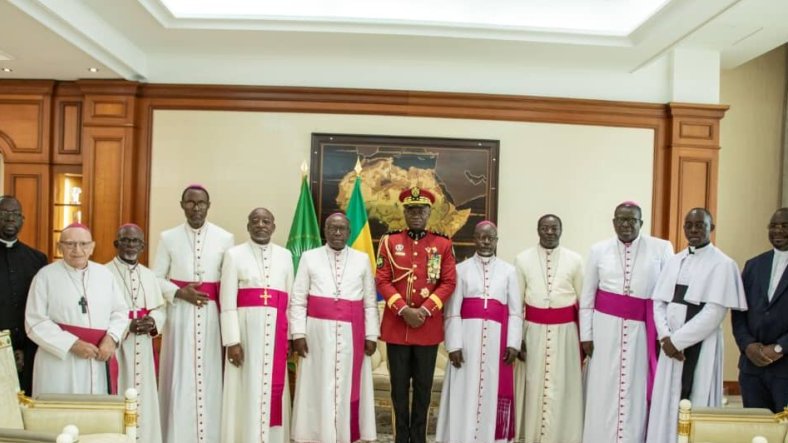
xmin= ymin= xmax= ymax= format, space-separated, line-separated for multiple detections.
xmin=346 ymin=159 xmax=376 ymax=274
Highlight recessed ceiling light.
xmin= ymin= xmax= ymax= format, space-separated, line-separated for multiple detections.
xmin=88 ymin=67 xmax=100 ymax=73
xmin=1 ymin=67 xmax=11 ymax=72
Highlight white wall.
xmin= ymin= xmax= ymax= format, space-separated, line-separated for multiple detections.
xmin=718 ymin=44 xmax=787 ymax=380
xmin=149 ymin=110 xmax=654 ymax=263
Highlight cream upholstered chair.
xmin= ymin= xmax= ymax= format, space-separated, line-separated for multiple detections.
xmin=0 ymin=330 xmax=137 ymax=443
xmin=677 ymin=399 xmax=788 ymax=443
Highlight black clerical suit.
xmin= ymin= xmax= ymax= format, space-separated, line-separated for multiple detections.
xmin=0 ymin=240 xmax=47 ymax=394
xmin=733 ymin=250 xmax=788 ymax=412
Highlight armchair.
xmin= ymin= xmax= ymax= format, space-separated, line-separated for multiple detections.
xmin=677 ymin=399 xmax=788 ymax=443
xmin=0 ymin=330 xmax=137 ymax=443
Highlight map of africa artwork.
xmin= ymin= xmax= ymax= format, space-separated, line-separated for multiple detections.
xmin=310 ymin=133 xmax=500 ymax=261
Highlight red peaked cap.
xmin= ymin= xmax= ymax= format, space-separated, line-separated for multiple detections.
xmin=398 ymin=187 xmax=435 ymax=206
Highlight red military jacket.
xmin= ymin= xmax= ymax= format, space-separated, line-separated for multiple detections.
xmin=376 ymin=229 xmax=457 ymax=345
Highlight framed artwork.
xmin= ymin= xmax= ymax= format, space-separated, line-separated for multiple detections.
xmin=310 ymin=133 xmax=500 ymax=261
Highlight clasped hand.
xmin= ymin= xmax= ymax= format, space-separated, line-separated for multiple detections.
xmin=661 ymin=337 xmax=685 ymax=361
xmin=175 ymin=282 xmax=210 ymax=307
xmin=401 ymin=307 xmax=426 ymax=328
xmin=70 ymin=335 xmax=116 ymax=361
xmin=130 ymin=316 xmax=156 ymax=335
xmin=746 ymin=342 xmax=783 ymax=367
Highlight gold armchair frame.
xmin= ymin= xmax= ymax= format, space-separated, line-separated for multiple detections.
xmin=678 ymin=399 xmax=788 ymax=443
xmin=0 ymin=330 xmax=137 ymax=442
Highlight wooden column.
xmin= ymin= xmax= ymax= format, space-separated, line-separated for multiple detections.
xmin=78 ymin=80 xmax=139 ymax=263
xmin=0 ymin=81 xmax=54 ymax=253
xmin=666 ymin=103 xmax=729 ymax=249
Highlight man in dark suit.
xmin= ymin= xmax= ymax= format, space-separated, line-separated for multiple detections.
xmin=733 ymin=207 xmax=788 ymax=412
xmin=0 ymin=196 xmax=47 ymax=395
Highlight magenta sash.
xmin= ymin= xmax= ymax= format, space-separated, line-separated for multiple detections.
xmin=237 ymin=287 xmax=289 ymax=426
xmin=525 ymin=303 xmax=584 ymax=360
xmin=524 ymin=303 xmax=577 ymax=325
xmin=307 ymin=295 xmax=364 ymax=443
xmin=594 ymin=289 xmax=658 ymax=403
xmin=170 ymin=279 xmax=220 ymax=309
xmin=58 ymin=323 xmax=119 ymax=395
xmin=460 ymin=298 xmax=515 ymax=441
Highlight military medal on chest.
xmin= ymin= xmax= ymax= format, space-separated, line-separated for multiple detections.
xmin=426 ymin=246 xmax=441 ymax=284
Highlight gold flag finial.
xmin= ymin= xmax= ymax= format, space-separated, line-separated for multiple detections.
xmin=300 ymin=161 xmax=308 ymax=177
xmin=354 ymin=157 xmax=362 ymax=176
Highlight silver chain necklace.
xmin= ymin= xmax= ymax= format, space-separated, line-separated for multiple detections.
xmin=325 ymin=246 xmax=348 ymax=299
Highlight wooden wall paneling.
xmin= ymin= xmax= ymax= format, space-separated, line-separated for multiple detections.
xmin=52 ymin=98 xmax=83 ymax=164
xmin=666 ymin=103 xmax=727 ymax=248
xmin=82 ymin=126 xmax=134 ymax=263
xmin=2 ymin=163 xmax=50 ymax=254
xmin=668 ymin=147 xmax=718 ymax=250
xmin=0 ymin=94 xmax=52 ymax=163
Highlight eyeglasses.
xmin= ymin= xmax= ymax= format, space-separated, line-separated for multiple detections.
xmin=613 ymin=217 xmax=641 ymax=226
xmin=0 ymin=210 xmax=23 ymax=220
xmin=59 ymin=241 xmax=94 ymax=250
xmin=769 ymin=223 xmax=788 ymax=231
xmin=181 ymin=200 xmax=209 ymax=209
xmin=683 ymin=221 xmax=709 ymax=230
xmin=117 ymin=237 xmax=143 ymax=246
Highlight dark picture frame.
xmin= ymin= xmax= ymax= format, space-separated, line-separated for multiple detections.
xmin=310 ymin=133 xmax=500 ymax=261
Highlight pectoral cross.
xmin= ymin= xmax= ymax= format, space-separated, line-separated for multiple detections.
xmin=78 ymin=296 xmax=88 ymax=314
xmin=260 ymin=288 xmax=271 ymax=305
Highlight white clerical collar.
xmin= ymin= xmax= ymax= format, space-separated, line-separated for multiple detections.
xmin=538 ymin=244 xmax=559 ymax=254
xmin=186 ymin=222 xmax=206 ymax=233
xmin=326 ymin=244 xmax=347 ymax=254
xmin=250 ymin=240 xmax=271 ymax=250
xmin=0 ymin=238 xmax=17 ymax=248
xmin=114 ymin=256 xmax=138 ymax=269
xmin=774 ymin=248 xmax=788 ymax=260
xmin=688 ymin=243 xmax=713 ymax=256
xmin=63 ymin=260 xmax=89 ymax=273
xmin=618 ymin=235 xmax=641 ymax=248
xmin=476 ymin=253 xmax=495 ymax=265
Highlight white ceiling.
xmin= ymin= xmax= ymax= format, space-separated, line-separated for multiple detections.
xmin=0 ymin=0 xmax=786 ymax=91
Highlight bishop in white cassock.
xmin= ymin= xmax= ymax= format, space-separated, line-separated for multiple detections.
xmin=25 ymin=223 xmax=128 ymax=396
xmin=436 ymin=221 xmax=522 ymax=443
xmin=106 ymin=224 xmax=165 ymax=443
xmin=580 ymin=202 xmax=674 ymax=443
xmin=220 ymin=208 xmax=294 ymax=443
xmin=152 ymin=185 xmax=234 ymax=443
xmin=513 ymin=215 xmax=584 ymax=443
xmin=290 ymin=214 xmax=379 ymax=443
xmin=646 ymin=209 xmax=747 ymax=443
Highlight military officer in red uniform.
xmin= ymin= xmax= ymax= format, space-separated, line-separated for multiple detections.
xmin=376 ymin=186 xmax=457 ymax=443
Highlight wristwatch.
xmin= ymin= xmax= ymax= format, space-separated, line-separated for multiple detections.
xmin=775 ymin=344 xmax=783 ymax=354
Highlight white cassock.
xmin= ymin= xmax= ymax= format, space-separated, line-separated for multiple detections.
xmin=646 ymin=245 xmax=747 ymax=443
xmin=513 ymin=245 xmax=584 ymax=443
xmin=106 ymin=257 xmax=166 ymax=443
xmin=436 ymin=254 xmax=523 ymax=443
xmin=152 ymin=222 xmax=234 ymax=443
xmin=580 ymin=235 xmax=674 ymax=443
xmin=220 ymin=241 xmax=294 ymax=443
xmin=25 ymin=261 xmax=129 ymax=395
xmin=290 ymin=245 xmax=379 ymax=443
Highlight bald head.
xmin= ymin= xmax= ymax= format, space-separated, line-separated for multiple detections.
xmin=114 ymin=224 xmax=145 ymax=264
xmin=59 ymin=225 xmax=94 ymax=269
xmin=683 ymin=207 xmax=714 ymax=247
xmin=247 ymin=207 xmax=276 ymax=245
xmin=324 ymin=213 xmax=350 ymax=250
